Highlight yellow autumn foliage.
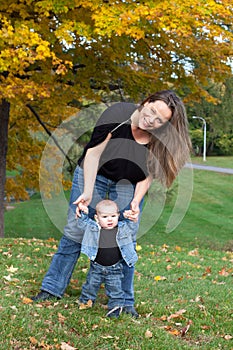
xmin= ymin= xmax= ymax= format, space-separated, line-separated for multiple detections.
xmin=0 ymin=0 xmax=232 ymax=207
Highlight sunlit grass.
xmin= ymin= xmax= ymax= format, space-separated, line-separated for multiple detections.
xmin=2 ymin=156 xmax=233 ymax=349
xmin=0 ymin=238 xmax=232 ymax=349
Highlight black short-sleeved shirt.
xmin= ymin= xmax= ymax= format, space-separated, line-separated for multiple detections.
xmin=78 ymin=102 xmax=149 ymax=184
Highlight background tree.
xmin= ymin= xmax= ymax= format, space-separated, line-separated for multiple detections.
xmin=1 ymin=0 xmax=233 ymax=237
xmin=188 ymin=77 xmax=233 ymax=155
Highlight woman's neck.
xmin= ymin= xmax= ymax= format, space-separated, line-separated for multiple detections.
xmin=131 ymin=124 xmax=150 ymax=145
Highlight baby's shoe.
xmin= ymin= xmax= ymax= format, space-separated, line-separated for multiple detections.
xmin=106 ymin=306 xmax=123 ymax=318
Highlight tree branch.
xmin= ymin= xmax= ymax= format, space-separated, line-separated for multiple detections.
xmin=26 ymin=104 xmax=76 ymax=173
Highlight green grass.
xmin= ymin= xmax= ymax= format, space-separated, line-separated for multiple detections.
xmin=191 ymin=155 xmax=233 ymax=168
xmin=139 ymin=168 xmax=233 ymax=252
xmin=5 ymin=191 xmax=71 ymax=240
xmin=0 ymin=239 xmax=232 ymax=349
xmin=1 ymin=156 xmax=233 ymax=349
xmin=5 ymin=156 xmax=233 ymax=251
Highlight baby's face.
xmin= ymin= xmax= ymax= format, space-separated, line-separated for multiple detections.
xmin=95 ymin=209 xmax=119 ymax=230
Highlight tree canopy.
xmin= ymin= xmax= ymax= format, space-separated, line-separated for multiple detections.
xmin=0 ymin=0 xmax=233 ymax=236
xmin=1 ymin=0 xmax=233 ymax=102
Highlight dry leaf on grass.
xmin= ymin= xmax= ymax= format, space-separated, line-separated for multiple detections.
xmin=222 ymin=334 xmax=233 ymax=340
xmin=79 ymin=299 xmax=93 ymax=309
xmin=188 ymin=249 xmax=199 ymax=256
xmin=218 ymin=268 xmax=230 ymax=276
xmin=22 ymin=297 xmax=33 ymax=304
xmin=167 ymin=309 xmax=186 ymax=321
xmin=61 ymin=342 xmax=77 ymax=350
xmin=145 ymin=329 xmax=153 ymax=338
xmin=154 ymin=275 xmax=167 ymax=281
xmin=181 ymin=320 xmax=192 ymax=337
xmin=6 ymin=265 xmax=18 ymax=273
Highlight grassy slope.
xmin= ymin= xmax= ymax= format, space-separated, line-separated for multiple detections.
xmin=5 ymin=157 xmax=233 ymax=252
xmin=139 ymin=169 xmax=233 ymax=251
xmin=1 ymin=156 xmax=233 ymax=349
xmin=0 ymin=238 xmax=232 ymax=350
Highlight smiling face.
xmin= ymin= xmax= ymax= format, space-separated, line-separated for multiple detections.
xmin=137 ymin=100 xmax=172 ymax=131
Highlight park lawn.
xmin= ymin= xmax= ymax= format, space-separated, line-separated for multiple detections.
xmin=1 ymin=156 xmax=233 ymax=349
xmin=0 ymin=238 xmax=232 ymax=349
xmin=191 ymin=155 xmax=233 ymax=168
xmin=139 ymin=167 xmax=233 ymax=252
xmin=4 ymin=156 xmax=233 ymax=251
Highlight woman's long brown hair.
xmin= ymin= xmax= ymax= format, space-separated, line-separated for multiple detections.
xmin=140 ymin=90 xmax=192 ymax=188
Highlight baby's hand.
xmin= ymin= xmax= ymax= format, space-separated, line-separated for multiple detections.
xmin=123 ymin=210 xmax=138 ymax=222
xmin=76 ymin=203 xmax=89 ymax=217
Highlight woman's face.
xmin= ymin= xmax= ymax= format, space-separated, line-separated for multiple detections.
xmin=138 ymin=100 xmax=172 ymax=131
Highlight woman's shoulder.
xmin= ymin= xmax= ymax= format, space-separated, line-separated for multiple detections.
xmin=96 ymin=102 xmax=137 ymax=126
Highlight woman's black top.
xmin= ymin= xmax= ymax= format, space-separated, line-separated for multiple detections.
xmin=78 ymin=102 xmax=149 ymax=184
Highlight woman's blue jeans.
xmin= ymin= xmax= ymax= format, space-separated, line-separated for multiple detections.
xmin=41 ymin=166 xmax=143 ymax=305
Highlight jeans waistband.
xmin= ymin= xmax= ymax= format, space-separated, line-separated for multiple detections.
xmin=91 ymin=259 xmax=123 ymax=269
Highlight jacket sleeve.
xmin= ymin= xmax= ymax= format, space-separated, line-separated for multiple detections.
xmin=121 ymin=220 xmax=139 ymax=240
xmin=76 ymin=212 xmax=95 ymax=231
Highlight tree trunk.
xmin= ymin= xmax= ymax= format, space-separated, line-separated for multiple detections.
xmin=0 ymin=99 xmax=10 ymax=238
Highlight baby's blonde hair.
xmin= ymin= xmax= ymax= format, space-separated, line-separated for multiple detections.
xmin=95 ymin=199 xmax=119 ymax=214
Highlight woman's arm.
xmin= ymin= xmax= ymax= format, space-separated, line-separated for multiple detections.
xmin=128 ymin=175 xmax=153 ymax=221
xmin=73 ymin=133 xmax=111 ymax=216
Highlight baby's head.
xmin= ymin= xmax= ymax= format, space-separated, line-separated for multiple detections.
xmin=95 ymin=200 xmax=119 ymax=230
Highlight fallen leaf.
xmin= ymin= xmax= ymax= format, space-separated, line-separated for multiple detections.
xmin=197 ymin=304 xmax=207 ymax=316
xmin=169 ymin=329 xmax=180 ymax=336
xmin=212 ymin=280 xmax=225 ymax=285
xmin=218 ymin=268 xmax=229 ymax=277
xmin=224 ymin=334 xmax=233 ymax=340
xmin=159 ymin=315 xmax=167 ymax=321
xmin=201 ymin=325 xmax=211 ymax=330
xmin=3 ymin=275 xmax=12 ymax=281
xmin=154 ymin=275 xmax=167 ymax=281
xmin=181 ymin=320 xmax=192 ymax=337
xmin=61 ymin=342 xmax=77 ymax=350
xmin=175 ymin=246 xmax=182 ymax=252
xmin=145 ymin=329 xmax=153 ymax=338
xmin=188 ymin=249 xmax=199 ymax=256
xmin=167 ymin=309 xmax=186 ymax=321
xmin=79 ymin=299 xmax=93 ymax=310
xmin=47 ymin=237 xmax=56 ymax=242
xmin=10 ymin=306 xmax=17 ymax=311
xmin=164 ymin=325 xmax=180 ymax=336
xmin=101 ymin=335 xmax=114 ymax=339
xmin=136 ymin=244 xmax=142 ymax=251
xmin=29 ymin=337 xmax=38 ymax=345
xmin=22 ymin=297 xmax=33 ymax=304
xmin=161 ymin=244 xmax=169 ymax=252
xmin=58 ymin=312 xmax=66 ymax=323
xmin=6 ymin=265 xmax=18 ymax=273
xmin=162 ymin=244 xmax=169 ymax=248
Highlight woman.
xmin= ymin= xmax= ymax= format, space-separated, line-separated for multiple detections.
xmin=31 ymin=90 xmax=192 ymax=317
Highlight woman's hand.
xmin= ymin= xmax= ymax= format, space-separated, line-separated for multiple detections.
xmin=123 ymin=210 xmax=138 ymax=222
xmin=123 ymin=199 xmax=140 ymax=222
xmin=73 ymin=194 xmax=91 ymax=217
